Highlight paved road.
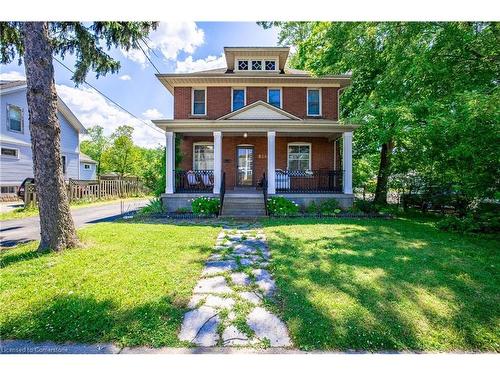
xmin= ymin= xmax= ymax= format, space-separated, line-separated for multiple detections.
xmin=0 ymin=199 xmax=149 ymax=247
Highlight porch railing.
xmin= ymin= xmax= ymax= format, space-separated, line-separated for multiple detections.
xmin=275 ymin=169 xmax=343 ymax=193
xmin=175 ymin=170 xmax=214 ymax=193
xmin=219 ymin=172 xmax=226 ymax=216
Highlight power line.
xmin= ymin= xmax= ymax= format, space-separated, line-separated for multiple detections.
xmin=137 ymin=41 xmax=160 ymax=74
xmin=53 ymin=57 xmax=164 ymax=135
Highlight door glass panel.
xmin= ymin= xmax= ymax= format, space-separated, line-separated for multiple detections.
xmin=237 ymin=147 xmax=253 ymax=186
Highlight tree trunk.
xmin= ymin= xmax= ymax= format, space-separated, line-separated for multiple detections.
xmin=373 ymin=139 xmax=394 ymax=205
xmin=22 ymin=22 xmax=79 ymax=251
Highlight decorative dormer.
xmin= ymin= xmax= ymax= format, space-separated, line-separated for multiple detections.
xmin=223 ymin=47 xmax=290 ymax=73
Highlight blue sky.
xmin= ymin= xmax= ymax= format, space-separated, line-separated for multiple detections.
xmin=0 ymin=22 xmax=279 ymax=147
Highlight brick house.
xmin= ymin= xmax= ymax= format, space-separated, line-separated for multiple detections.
xmin=153 ymin=47 xmax=358 ymax=216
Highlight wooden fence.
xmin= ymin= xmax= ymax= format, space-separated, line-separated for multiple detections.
xmin=24 ymin=178 xmax=147 ymax=206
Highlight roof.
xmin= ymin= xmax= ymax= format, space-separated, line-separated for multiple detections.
xmin=224 ymin=46 xmax=290 ymax=70
xmin=80 ymin=153 xmax=97 ymax=164
xmin=0 ymin=80 xmax=87 ymax=134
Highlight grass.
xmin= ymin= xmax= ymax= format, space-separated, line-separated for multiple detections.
xmin=262 ymin=217 xmax=500 ymax=352
xmin=0 ymin=196 xmax=152 ymax=221
xmin=0 ymin=221 xmax=220 ymax=347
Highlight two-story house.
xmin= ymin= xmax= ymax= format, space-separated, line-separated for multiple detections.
xmin=0 ymin=80 xmax=97 ymax=199
xmin=153 ymin=47 xmax=357 ymax=215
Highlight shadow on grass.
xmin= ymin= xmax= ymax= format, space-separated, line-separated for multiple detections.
xmin=263 ymin=218 xmax=500 ymax=351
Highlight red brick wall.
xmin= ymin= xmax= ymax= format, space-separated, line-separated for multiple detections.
xmin=179 ymin=135 xmax=335 ymax=189
xmin=173 ymin=86 xmax=339 ymax=120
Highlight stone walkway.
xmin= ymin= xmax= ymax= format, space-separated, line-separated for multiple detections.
xmin=178 ymin=224 xmax=292 ymax=348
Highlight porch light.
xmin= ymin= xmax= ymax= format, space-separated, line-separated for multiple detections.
xmin=243 ymin=132 xmax=248 ymax=138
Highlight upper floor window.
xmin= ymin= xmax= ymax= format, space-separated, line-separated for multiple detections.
xmin=267 ymin=88 xmax=282 ymax=108
xmin=7 ymin=104 xmax=23 ymax=133
xmin=232 ymin=88 xmax=246 ymax=111
xmin=192 ymin=88 xmax=206 ymax=115
xmin=307 ymin=88 xmax=321 ymax=116
xmin=236 ymin=59 xmax=277 ymax=71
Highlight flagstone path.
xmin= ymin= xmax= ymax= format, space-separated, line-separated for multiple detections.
xmin=178 ymin=224 xmax=292 ymax=348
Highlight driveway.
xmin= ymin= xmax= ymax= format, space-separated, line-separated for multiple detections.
xmin=0 ymin=199 xmax=149 ymax=247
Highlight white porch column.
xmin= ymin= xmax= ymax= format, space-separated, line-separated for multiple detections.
xmin=267 ymin=131 xmax=276 ymax=194
xmin=165 ymin=131 xmax=175 ymax=194
xmin=343 ymin=131 xmax=353 ymax=194
xmin=213 ymin=131 xmax=222 ymax=194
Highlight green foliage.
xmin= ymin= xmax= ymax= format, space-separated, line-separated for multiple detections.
xmin=319 ymin=199 xmax=341 ymax=214
xmin=80 ymin=125 xmax=109 ymax=175
xmin=353 ymin=199 xmax=380 ymax=214
xmin=305 ymin=201 xmax=319 ymax=214
xmin=267 ymin=196 xmax=299 ymax=216
xmin=191 ymin=196 xmax=220 ymax=215
xmin=437 ymin=203 xmax=500 ymax=234
xmin=137 ymin=198 xmax=164 ymax=216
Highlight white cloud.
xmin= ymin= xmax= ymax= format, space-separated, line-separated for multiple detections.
xmin=121 ymin=22 xmax=205 ymax=67
xmin=56 ymin=84 xmax=164 ymax=148
xmin=175 ymin=53 xmax=226 ymax=73
xmin=118 ymin=74 xmax=132 ymax=81
xmin=0 ymin=70 xmax=26 ymax=80
xmin=142 ymin=108 xmax=164 ymax=119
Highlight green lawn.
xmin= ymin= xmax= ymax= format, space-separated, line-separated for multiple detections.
xmin=263 ymin=217 xmax=500 ymax=352
xmin=0 ymin=196 xmax=152 ymax=221
xmin=0 ymin=221 xmax=219 ymax=347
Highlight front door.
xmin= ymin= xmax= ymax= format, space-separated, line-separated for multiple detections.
xmin=236 ymin=146 xmax=254 ymax=186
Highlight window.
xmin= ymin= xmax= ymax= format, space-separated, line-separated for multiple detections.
xmin=251 ymin=60 xmax=262 ymax=70
xmin=307 ymin=89 xmax=321 ymax=116
xmin=83 ymin=163 xmax=91 ymax=170
xmin=265 ymin=60 xmax=276 ymax=71
xmin=61 ymin=155 xmax=67 ymax=174
xmin=7 ymin=104 xmax=23 ymax=133
xmin=267 ymin=88 xmax=282 ymax=108
xmin=237 ymin=60 xmax=249 ymax=70
xmin=192 ymin=89 xmax=206 ymax=115
xmin=193 ymin=143 xmax=214 ymax=170
xmin=288 ymin=143 xmax=311 ymax=171
xmin=232 ymin=88 xmax=246 ymax=111
xmin=1 ymin=147 xmax=18 ymax=158
xmin=1 ymin=186 xmax=17 ymax=194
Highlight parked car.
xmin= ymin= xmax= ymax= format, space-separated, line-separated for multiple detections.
xmin=17 ymin=177 xmax=35 ymax=200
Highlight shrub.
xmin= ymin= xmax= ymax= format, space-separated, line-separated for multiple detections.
xmin=267 ymin=196 xmax=299 ymax=216
xmin=353 ymin=200 xmax=379 ymax=214
xmin=191 ymin=196 xmax=220 ymax=215
xmin=319 ymin=199 xmax=341 ymax=214
xmin=306 ymin=201 xmax=319 ymax=214
xmin=437 ymin=203 xmax=500 ymax=234
xmin=175 ymin=207 xmax=191 ymax=214
xmin=137 ymin=198 xmax=164 ymax=216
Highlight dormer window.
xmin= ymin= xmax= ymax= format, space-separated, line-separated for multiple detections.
xmin=238 ymin=60 xmax=249 ymax=70
xmin=251 ymin=60 xmax=262 ymax=70
xmin=236 ymin=59 xmax=278 ymax=71
xmin=265 ymin=60 xmax=276 ymax=71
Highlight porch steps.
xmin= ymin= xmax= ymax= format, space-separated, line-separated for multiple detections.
xmin=221 ymin=195 xmax=267 ymax=218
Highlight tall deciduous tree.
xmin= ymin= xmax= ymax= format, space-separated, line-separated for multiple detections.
xmin=80 ymin=125 xmax=109 ymax=175
xmin=0 ymin=22 xmax=157 ymax=251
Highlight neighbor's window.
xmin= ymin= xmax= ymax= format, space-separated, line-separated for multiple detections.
xmin=265 ymin=60 xmax=276 ymax=71
xmin=288 ymin=144 xmax=311 ymax=171
xmin=267 ymin=88 xmax=281 ymax=108
xmin=193 ymin=144 xmax=214 ymax=170
xmin=7 ymin=104 xmax=23 ymax=133
xmin=237 ymin=60 xmax=249 ymax=70
xmin=61 ymin=155 xmax=67 ymax=174
xmin=232 ymin=88 xmax=246 ymax=111
xmin=1 ymin=147 xmax=18 ymax=158
xmin=1 ymin=186 xmax=16 ymax=194
xmin=84 ymin=163 xmax=91 ymax=170
xmin=192 ymin=89 xmax=206 ymax=115
xmin=307 ymin=89 xmax=321 ymax=116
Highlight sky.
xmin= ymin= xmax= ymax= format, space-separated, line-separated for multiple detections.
xmin=0 ymin=22 xmax=279 ymax=148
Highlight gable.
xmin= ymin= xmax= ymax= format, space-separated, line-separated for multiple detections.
xmin=217 ymin=100 xmax=300 ymax=121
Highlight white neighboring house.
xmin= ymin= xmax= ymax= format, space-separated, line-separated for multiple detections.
xmin=0 ymin=80 xmax=96 ymax=199
xmin=79 ymin=153 xmax=98 ymax=180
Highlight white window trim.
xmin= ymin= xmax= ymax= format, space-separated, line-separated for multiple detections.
xmin=191 ymin=87 xmax=207 ymax=116
xmin=192 ymin=142 xmax=214 ymax=171
xmin=235 ymin=58 xmax=278 ymax=72
xmin=287 ymin=142 xmax=312 ymax=171
xmin=267 ymin=87 xmax=282 ymax=108
xmin=231 ymin=87 xmax=247 ymax=112
xmin=6 ymin=104 xmax=24 ymax=133
xmin=83 ymin=163 xmax=91 ymax=170
xmin=307 ymin=88 xmax=322 ymax=117
xmin=1 ymin=146 xmax=20 ymax=159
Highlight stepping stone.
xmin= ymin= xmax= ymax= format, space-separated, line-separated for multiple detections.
xmin=252 ymin=269 xmax=271 ymax=281
xmin=247 ymin=307 xmax=291 ymax=347
xmin=194 ymin=276 xmax=232 ymax=294
xmin=204 ymin=295 xmax=235 ymax=309
xmin=239 ymin=258 xmax=255 ymax=267
xmin=202 ymin=260 xmax=237 ymax=276
xmin=230 ymin=272 xmax=250 ymax=286
xmin=187 ymin=294 xmax=206 ymax=309
xmin=256 ymin=279 xmax=276 ymax=297
xmin=233 ymin=245 xmax=257 ymax=256
xmin=179 ymin=306 xmax=218 ymax=343
xmin=238 ymin=291 xmax=262 ymax=305
xmin=222 ymin=325 xmax=249 ymax=346
xmin=192 ymin=314 xmax=220 ymax=347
